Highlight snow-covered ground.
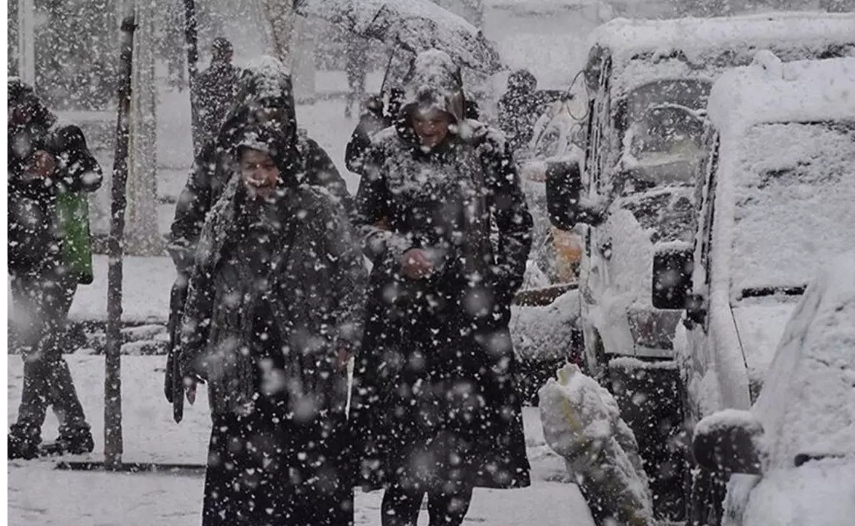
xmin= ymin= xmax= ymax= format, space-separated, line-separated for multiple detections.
xmin=7 ymin=356 xmax=595 ymax=526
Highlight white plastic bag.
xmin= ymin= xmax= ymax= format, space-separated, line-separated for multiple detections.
xmin=539 ymin=364 xmax=655 ymax=526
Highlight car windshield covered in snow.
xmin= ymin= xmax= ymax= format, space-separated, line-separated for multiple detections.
xmin=732 ymin=120 xmax=855 ymax=298
xmin=618 ymin=79 xmax=709 ymax=181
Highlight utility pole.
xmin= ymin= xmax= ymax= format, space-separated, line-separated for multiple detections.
xmin=105 ymin=10 xmax=136 ymax=472
xmin=183 ymin=0 xmax=201 ymax=154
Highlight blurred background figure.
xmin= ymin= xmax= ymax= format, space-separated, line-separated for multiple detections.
xmin=497 ymin=69 xmax=542 ymax=154
xmin=193 ymin=37 xmax=242 ymax=154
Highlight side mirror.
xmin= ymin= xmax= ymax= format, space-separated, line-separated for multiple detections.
xmin=652 ymin=249 xmax=693 ymax=309
xmin=693 ymin=410 xmax=764 ymax=475
xmin=545 ymin=159 xmax=583 ymax=230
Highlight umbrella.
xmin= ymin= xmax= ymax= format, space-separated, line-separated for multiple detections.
xmin=295 ymin=0 xmax=502 ymax=74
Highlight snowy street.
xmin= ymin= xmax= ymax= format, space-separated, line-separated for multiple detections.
xmin=7 ymin=357 xmax=595 ymax=526
xmin=10 ymin=0 xmax=855 ymax=525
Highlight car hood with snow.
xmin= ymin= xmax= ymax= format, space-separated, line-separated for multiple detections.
xmin=735 ymin=252 xmax=855 ymax=525
xmin=751 ymin=254 xmax=855 ymax=468
xmin=695 ymin=253 xmax=855 ymax=525
xmin=739 ymin=461 xmax=855 ymax=526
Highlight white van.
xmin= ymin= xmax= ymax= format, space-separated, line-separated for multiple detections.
xmin=678 ymin=55 xmax=855 ymax=522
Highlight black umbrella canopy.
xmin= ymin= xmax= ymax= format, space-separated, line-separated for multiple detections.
xmin=295 ymin=0 xmax=502 ymax=74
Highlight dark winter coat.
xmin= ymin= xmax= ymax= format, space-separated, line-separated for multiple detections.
xmin=175 ymin=150 xmax=366 ymax=525
xmin=169 ymin=57 xmax=351 ymax=274
xmin=8 ymin=80 xmax=103 ymax=280
xmin=350 ymin=50 xmax=534 ymax=490
xmin=344 ymin=97 xmax=391 ymax=176
xmin=193 ymin=59 xmax=242 ymax=150
xmin=176 ymin=173 xmax=367 ymax=418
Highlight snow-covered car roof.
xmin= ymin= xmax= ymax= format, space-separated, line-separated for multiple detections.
xmin=589 ymin=11 xmax=855 ymax=62
xmin=751 ymin=251 xmax=855 ymax=468
xmin=587 ymin=12 xmax=855 ymax=93
xmin=707 ymin=56 xmax=855 ymax=134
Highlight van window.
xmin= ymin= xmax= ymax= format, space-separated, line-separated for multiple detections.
xmin=731 ymin=121 xmax=855 ymax=296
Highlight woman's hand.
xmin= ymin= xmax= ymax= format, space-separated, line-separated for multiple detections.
xmin=336 ymin=348 xmax=352 ymax=372
xmin=401 ymin=248 xmax=434 ymax=280
xmin=183 ymin=375 xmax=203 ymax=405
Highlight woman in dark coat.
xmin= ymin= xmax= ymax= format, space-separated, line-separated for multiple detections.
xmin=165 ymin=57 xmax=352 ymax=413
xmin=176 ymin=123 xmax=367 ymax=526
xmin=351 ymin=49 xmax=534 ymax=526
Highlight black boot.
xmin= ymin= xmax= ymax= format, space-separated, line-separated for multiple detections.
xmin=8 ymin=432 xmax=40 ymax=460
xmin=41 ymin=427 xmax=94 ymax=456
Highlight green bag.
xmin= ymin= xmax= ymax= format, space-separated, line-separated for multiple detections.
xmin=56 ymin=191 xmax=94 ymax=285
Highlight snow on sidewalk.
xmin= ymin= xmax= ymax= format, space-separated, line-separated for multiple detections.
xmin=7 ymin=356 xmax=594 ymax=526
xmin=6 ymin=255 xmax=175 ymax=331
xmin=69 ymin=255 xmax=176 ymax=325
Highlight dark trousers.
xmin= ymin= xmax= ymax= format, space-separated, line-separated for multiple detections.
xmin=381 ymin=476 xmax=474 ymax=526
xmin=10 ymin=271 xmax=89 ymax=443
xmin=203 ymin=405 xmax=354 ymax=526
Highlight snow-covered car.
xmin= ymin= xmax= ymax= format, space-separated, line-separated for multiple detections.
xmin=678 ymin=56 xmax=855 ymax=521
xmin=545 ymin=12 xmax=855 ymax=520
xmin=691 ymin=251 xmax=855 ymax=526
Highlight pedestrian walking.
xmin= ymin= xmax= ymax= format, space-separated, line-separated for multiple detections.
xmin=176 ymin=123 xmax=367 ymax=526
xmin=7 ymin=79 xmax=102 ymax=460
xmin=193 ymin=37 xmax=242 ymax=153
xmin=164 ymin=56 xmax=351 ymax=414
xmin=350 ymin=49 xmax=534 ymax=526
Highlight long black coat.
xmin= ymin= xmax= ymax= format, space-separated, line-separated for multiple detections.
xmin=350 ymin=51 xmax=534 ymax=491
xmin=177 ymin=175 xmax=367 ymax=417
xmin=177 ymin=174 xmax=367 ymax=525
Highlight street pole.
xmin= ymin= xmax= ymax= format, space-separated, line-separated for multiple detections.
xmin=105 ymin=12 xmax=136 ymax=472
xmin=183 ymin=0 xmax=201 ymax=154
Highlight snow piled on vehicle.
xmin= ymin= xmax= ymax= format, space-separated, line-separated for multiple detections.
xmin=739 ymin=252 xmax=855 ymax=525
xmin=589 ymin=12 xmax=855 ymax=67
xmin=589 ymin=12 xmax=855 ymax=95
xmin=704 ymin=57 xmax=855 ymax=302
xmin=752 ymin=252 xmax=855 ymax=468
xmin=510 ymin=289 xmax=580 ymax=362
xmin=730 ymin=122 xmax=855 ymax=294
